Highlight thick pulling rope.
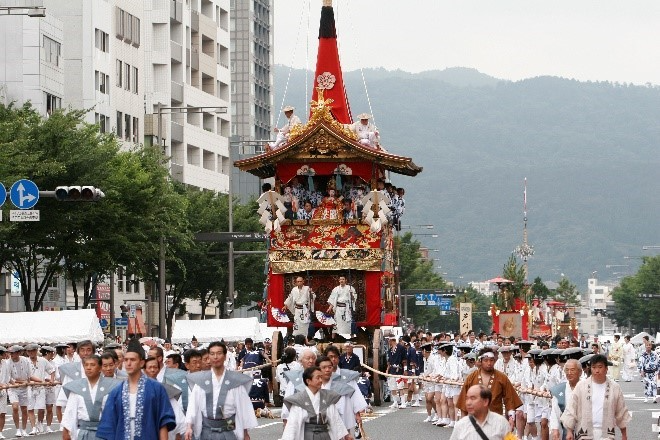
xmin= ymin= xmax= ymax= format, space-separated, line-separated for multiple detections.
xmin=359 ymin=362 xmax=552 ymax=399
xmin=1 ymin=382 xmax=61 ymax=390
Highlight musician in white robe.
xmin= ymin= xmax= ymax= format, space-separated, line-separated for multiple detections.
xmin=269 ymin=106 xmax=302 ymax=149
xmin=283 ymin=277 xmax=315 ymax=337
xmin=326 ymin=276 xmax=357 ymax=338
xmin=347 ymin=113 xmax=379 ymax=148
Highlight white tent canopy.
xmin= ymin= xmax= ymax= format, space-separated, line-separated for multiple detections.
xmin=630 ymin=331 xmax=654 ymax=345
xmin=0 ymin=309 xmax=104 ymax=345
xmin=171 ymin=317 xmax=265 ymax=344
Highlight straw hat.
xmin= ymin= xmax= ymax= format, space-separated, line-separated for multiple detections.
xmin=357 ymin=113 xmax=371 ymax=120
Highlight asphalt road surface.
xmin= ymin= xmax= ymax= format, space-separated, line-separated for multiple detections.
xmin=1 ymin=380 xmax=657 ymax=440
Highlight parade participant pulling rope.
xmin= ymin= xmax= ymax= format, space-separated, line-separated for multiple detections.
xmin=358 ymin=362 xmax=552 ymax=400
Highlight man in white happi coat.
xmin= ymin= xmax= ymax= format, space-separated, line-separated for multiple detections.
xmin=269 ymin=105 xmax=301 ymax=149
xmin=283 ymin=277 xmax=315 ymax=337
xmin=326 ymin=276 xmax=357 ymax=339
xmin=560 ymin=354 xmax=630 ymax=440
xmin=7 ymin=345 xmax=41 ymax=437
xmin=347 ymin=113 xmax=379 ymax=148
xmin=25 ymin=344 xmax=56 ymax=435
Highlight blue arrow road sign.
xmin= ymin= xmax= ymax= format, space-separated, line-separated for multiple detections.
xmin=10 ymin=179 xmax=39 ymax=209
xmin=99 ymin=318 xmax=108 ymax=328
xmin=438 ymin=299 xmax=452 ymax=311
xmin=115 ymin=317 xmax=129 ymax=327
xmin=0 ymin=183 xmax=6 ymax=207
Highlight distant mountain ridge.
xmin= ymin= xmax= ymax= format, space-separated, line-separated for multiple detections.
xmin=273 ymin=65 xmax=660 ymax=287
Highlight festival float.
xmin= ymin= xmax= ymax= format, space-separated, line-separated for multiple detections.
xmin=234 ymin=0 xmax=422 ymax=404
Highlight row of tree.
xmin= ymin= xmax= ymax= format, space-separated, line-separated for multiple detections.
xmin=400 ymin=243 xmax=583 ymax=334
xmin=0 ymin=104 xmax=265 ymax=335
xmin=611 ymin=256 xmax=660 ymax=335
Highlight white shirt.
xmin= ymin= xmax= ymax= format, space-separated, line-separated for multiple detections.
xmin=449 ymin=410 xmax=511 ymax=440
xmin=591 ymin=381 xmax=606 ymax=428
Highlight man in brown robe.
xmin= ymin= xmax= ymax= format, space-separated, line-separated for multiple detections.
xmin=456 ymin=347 xmax=522 ymax=430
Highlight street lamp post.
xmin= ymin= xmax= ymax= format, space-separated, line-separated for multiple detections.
xmin=156 ymin=105 xmax=228 ymax=338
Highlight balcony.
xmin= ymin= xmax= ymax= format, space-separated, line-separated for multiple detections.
xmin=170 ymin=0 xmax=183 ymax=23
xmin=171 ymin=82 xmax=183 ymax=104
xmin=191 ymin=11 xmax=199 ymax=32
xmin=171 ymin=121 xmax=184 ymax=143
xmin=171 ymin=41 xmax=182 ymax=64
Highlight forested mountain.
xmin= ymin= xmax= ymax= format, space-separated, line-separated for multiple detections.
xmin=273 ymin=65 xmax=660 ymax=286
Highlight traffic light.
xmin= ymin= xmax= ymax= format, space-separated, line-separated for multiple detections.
xmin=55 ymin=186 xmax=105 ymax=201
xmin=120 ymin=305 xmax=129 ymax=318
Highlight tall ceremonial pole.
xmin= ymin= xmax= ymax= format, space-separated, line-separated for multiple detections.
xmin=514 ymin=178 xmax=534 ymax=283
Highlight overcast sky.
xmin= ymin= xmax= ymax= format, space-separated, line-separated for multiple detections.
xmin=273 ymin=0 xmax=660 ymax=85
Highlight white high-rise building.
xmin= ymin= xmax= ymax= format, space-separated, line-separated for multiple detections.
xmin=0 ymin=4 xmax=64 ymax=115
xmin=143 ymin=0 xmax=232 ymax=193
xmin=0 ymin=1 xmax=232 ymax=327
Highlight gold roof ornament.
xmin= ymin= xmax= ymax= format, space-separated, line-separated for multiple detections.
xmin=289 ymin=88 xmax=358 ymax=142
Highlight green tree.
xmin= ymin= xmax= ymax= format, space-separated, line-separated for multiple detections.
xmin=498 ymin=255 xmax=527 ymax=309
xmin=552 ymin=277 xmax=581 ymax=306
xmin=0 ymin=103 xmax=186 ymax=311
xmin=164 ymin=188 xmax=266 ymax=336
xmin=611 ymin=256 xmax=660 ymax=334
xmin=530 ymin=276 xmax=551 ymax=300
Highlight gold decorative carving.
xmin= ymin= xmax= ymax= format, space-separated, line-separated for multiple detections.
xmin=288 ymin=88 xmax=358 ymax=143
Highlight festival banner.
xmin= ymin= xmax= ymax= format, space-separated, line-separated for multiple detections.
xmin=459 ymin=303 xmax=472 ymax=334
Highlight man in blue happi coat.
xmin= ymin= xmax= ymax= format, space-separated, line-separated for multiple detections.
xmin=97 ymin=339 xmax=176 ymax=440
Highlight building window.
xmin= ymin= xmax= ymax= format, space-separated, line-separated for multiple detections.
xmin=116 ymin=60 xmax=122 ymax=87
xmin=95 ymin=29 xmax=109 ymax=52
xmin=115 ymin=7 xmax=140 ymax=47
xmin=44 ymin=92 xmax=61 ymax=115
xmin=116 ymin=111 xmax=123 ymax=138
xmin=42 ymin=36 xmax=61 ymax=66
xmin=95 ymin=113 xmax=110 ymax=133
xmin=124 ymin=113 xmax=131 ymax=140
xmin=132 ymin=66 xmax=138 ymax=94
xmin=95 ymin=70 xmax=109 ymax=94
xmin=132 ymin=116 xmax=139 ymax=143
xmin=124 ymin=63 xmax=131 ymax=91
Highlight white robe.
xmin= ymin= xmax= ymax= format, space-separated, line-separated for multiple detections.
xmin=281 ymin=388 xmax=348 ymax=440
xmin=327 ymin=284 xmax=357 ymax=336
xmin=185 ymin=372 xmax=258 ymax=440
xmin=284 ymin=286 xmax=314 ymax=336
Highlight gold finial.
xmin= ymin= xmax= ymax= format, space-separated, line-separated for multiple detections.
xmin=310 ymin=88 xmax=334 ymax=112
xmin=323 ymin=0 xmax=332 ymax=6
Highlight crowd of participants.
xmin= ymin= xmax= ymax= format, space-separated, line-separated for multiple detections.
xmin=0 ymin=333 xmax=375 ymax=440
xmin=380 ymin=329 xmax=659 ymax=440
xmin=0 ymin=330 xmax=656 ymax=440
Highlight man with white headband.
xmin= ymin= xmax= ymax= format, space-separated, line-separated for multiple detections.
xmin=456 ymin=347 xmax=522 ymax=430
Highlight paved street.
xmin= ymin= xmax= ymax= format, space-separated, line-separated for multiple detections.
xmin=1 ymin=380 xmax=656 ymax=440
